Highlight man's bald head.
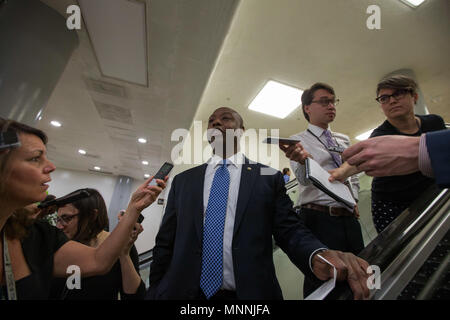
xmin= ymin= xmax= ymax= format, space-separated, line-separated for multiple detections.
xmin=210 ymin=107 xmax=244 ymax=129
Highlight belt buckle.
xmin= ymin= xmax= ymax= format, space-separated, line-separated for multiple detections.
xmin=329 ymin=207 xmax=339 ymax=217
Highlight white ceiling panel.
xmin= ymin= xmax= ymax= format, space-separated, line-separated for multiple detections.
xmin=78 ymin=0 xmax=148 ymax=86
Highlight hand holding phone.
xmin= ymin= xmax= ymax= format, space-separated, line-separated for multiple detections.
xmin=148 ymin=162 xmax=174 ymax=186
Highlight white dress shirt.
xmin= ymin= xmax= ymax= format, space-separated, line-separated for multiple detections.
xmin=290 ymin=124 xmax=360 ymax=209
xmin=203 ymin=152 xmax=243 ymax=291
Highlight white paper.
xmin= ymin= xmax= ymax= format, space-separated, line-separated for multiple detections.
xmin=306 ymin=158 xmax=356 ymax=208
xmin=304 ymin=254 xmax=337 ymax=300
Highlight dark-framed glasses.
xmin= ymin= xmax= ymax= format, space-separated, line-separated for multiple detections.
xmin=375 ymin=89 xmax=411 ymax=104
xmin=56 ymin=214 xmax=79 ymax=225
xmin=311 ymin=98 xmax=340 ymax=107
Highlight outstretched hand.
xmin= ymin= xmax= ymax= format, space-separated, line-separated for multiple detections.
xmin=127 ymin=176 xmax=168 ymax=212
xmin=312 ymin=249 xmax=370 ymax=300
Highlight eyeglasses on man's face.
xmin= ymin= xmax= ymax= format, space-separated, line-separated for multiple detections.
xmin=311 ymin=98 xmax=340 ymax=107
xmin=56 ymin=214 xmax=79 ymax=225
xmin=376 ymin=89 xmax=411 ymax=104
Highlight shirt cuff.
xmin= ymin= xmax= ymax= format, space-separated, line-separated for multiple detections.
xmin=309 ymin=247 xmax=328 ymax=273
xmin=419 ymin=133 xmax=434 ymax=178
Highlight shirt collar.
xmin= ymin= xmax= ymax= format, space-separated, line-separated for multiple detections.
xmin=308 ymin=123 xmax=331 ymax=137
xmin=208 ymin=152 xmax=243 ymax=168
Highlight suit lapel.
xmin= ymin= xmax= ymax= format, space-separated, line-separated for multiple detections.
xmin=192 ymin=164 xmax=207 ymax=243
xmin=233 ymin=158 xmax=259 ymax=237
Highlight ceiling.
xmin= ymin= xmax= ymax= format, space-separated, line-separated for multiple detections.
xmin=37 ymin=0 xmax=449 ymax=180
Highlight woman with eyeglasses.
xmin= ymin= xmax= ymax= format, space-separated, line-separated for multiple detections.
xmin=0 ymin=118 xmax=166 ymax=300
xmin=332 ymin=76 xmax=445 ymax=233
xmin=50 ymin=188 xmax=145 ymax=299
xmin=367 ymin=75 xmax=445 ymax=233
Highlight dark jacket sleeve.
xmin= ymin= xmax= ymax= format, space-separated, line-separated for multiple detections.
xmin=426 ymin=129 xmax=450 ymax=188
xmin=120 ymin=245 xmax=146 ymax=300
xmin=147 ymin=175 xmax=179 ymax=298
xmin=271 ymin=171 xmax=326 ymax=280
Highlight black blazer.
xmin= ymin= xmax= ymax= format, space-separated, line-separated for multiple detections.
xmin=148 ymin=159 xmax=324 ymax=300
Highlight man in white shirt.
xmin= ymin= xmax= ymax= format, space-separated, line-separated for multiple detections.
xmin=280 ymin=83 xmax=364 ymax=297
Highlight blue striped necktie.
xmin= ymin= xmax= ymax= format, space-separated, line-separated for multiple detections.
xmin=200 ymin=159 xmax=230 ymax=299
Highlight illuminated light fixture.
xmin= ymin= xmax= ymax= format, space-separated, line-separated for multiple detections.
xmin=50 ymin=120 xmax=62 ymax=127
xmin=248 ymin=80 xmax=303 ymax=119
xmin=142 ymin=160 xmax=149 ymax=165
xmin=355 ymin=128 xmax=376 ymax=141
xmin=94 ymin=166 xmax=101 ymax=171
xmin=78 ymin=149 xmax=87 ymax=155
xmin=399 ymin=0 xmax=426 ymax=8
xmin=144 ymin=174 xmax=150 ymax=178
xmin=138 ymin=138 xmax=147 ymax=144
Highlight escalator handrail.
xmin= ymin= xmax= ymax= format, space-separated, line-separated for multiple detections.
xmin=326 ymin=185 xmax=450 ymax=300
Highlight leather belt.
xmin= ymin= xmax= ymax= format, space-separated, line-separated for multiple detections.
xmin=301 ymin=203 xmax=355 ymax=217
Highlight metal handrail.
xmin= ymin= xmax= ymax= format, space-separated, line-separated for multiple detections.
xmin=326 ymin=185 xmax=450 ymax=300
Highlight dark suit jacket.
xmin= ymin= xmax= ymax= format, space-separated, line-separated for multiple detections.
xmin=426 ymin=129 xmax=450 ymax=188
xmin=148 ymin=159 xmax=325 ymax=300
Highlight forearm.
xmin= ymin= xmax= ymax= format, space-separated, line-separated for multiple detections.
xmin=119 ymin=253 xmax=143 ymax=294
xmin=93 ymin=206 xmax=141 ymax=273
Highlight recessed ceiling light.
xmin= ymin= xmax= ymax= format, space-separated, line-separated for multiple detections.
xmin=144 ymin=174 xmax=150 ymax=178
xmin=248 ymin=80 xmax=303 ymax=119
xmin=94 ymin=166 xmax=101 ymax=171
xmin=138 ymin=138 xmax=147 ymax=144
xmin=142 ymin=160 xmax=149 ymax=165
xmin=78 ymin=149 xmax=87 ymax=155
xmin=50 ymin=120 xmax=62 ymax=127
xmin=399 ymin=0 xmax=426 ymax=8
xmin=355 ymin=128 xmax=376 ymax=141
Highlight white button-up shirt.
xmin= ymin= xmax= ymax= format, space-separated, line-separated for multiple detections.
xmin=290 ymin=124 xmax=360 ymax=208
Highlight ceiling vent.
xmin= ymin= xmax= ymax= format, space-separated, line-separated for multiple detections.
xmin=94 ymin=101 xmax=134 ymax=125
xmin=84 ymin=78 xmax=128 ymax=98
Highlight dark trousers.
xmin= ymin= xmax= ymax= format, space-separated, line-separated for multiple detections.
xmin=299 ymin=207 xmax=365 ymax=298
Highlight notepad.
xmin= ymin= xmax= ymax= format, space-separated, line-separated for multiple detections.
xmin=305 ymin=158 xmax=356 ymax=210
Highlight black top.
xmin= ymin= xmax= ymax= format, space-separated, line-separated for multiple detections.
xmin=49 ymin=244 xmax=145 ymax=300
xmin=0 ymin=220 xmax=69 ymax=300
xmin=370 ymin=114 xmax=445 ymax=203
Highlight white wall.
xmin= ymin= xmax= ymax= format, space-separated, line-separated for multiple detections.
xmin=48 ymin=168 xmax=117 ymax=205
xmin=47 ymin=167 xmax=169 ymax=254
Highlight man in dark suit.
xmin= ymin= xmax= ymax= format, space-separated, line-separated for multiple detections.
xmin=148 ymin=107 xmax=370 ymax=300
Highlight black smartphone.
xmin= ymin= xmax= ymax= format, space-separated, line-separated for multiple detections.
xmin=263 ymin=137 xmax=301 ymax=145
xmin=120 ymin=210 xmax=144 ymax=224
xmin=148 ymin=162 xmax=173 ymax=186
xmin=0 ymin=131 xmax=21 ymax=150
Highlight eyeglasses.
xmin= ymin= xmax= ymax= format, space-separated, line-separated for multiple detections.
xmin=56 ymin=214 xmax=79 ymax=225
xmin=311 ymin=99 xmax=340 ymax=107
xmin=376 ymin=89 xmax=411 ymax=104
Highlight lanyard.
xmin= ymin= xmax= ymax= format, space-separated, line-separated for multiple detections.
xmin=307 ymin=129 xmax=345 ymax=167
xmin=1 ymin=231 xmax=17 ymax=300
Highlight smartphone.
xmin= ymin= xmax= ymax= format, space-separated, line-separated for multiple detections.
xmin=263 ymin=137 xmax=301 ymax=145
xmin=0 ymin=131 xmax=21 ymax=150
xmin=120 ymin=210 xmax=144 ymax=224
xmin=148 ymin=162 xmax=174 ymax=186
